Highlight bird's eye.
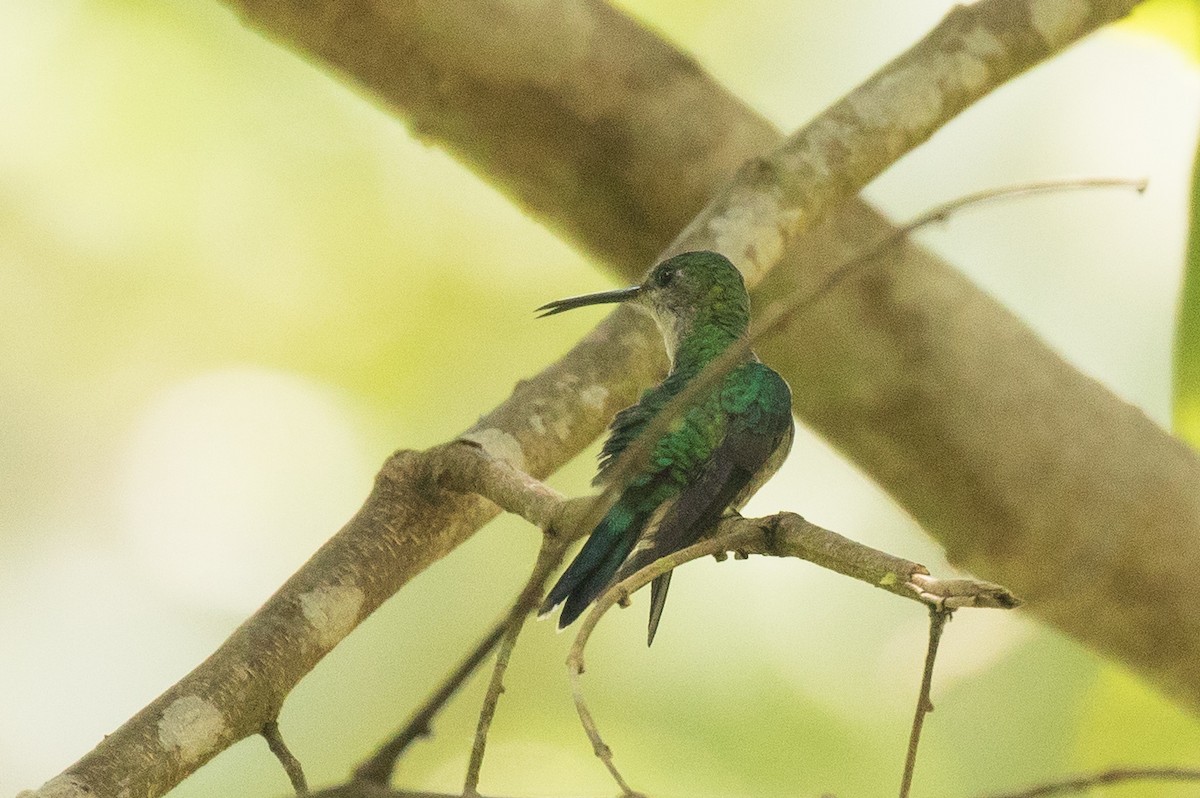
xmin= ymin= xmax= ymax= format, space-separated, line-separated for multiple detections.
xmin=655 ymin=268 xmax=675 ymax=287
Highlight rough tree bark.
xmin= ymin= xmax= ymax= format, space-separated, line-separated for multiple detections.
xmin=216 ymin=0 xmax=1196 ymax=709
xmin=22 ymin=1 xmax=1193 ymax=797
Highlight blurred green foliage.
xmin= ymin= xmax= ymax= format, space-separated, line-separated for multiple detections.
xmin=1124 ymin=0 xmax=1200 ymax=61
xmin=3 ymin=2 xmax=1200 ymax=798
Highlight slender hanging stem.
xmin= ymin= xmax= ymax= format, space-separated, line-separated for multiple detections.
xmin=262 ymin=720 xmax=309 ymax=796
xmin=461 ymin=537 xmax=571 ymax=797
xmin=354 ymin=619 xmax=508 ymax=784
xmin=899 ymin=606 xmax=951 ymax=798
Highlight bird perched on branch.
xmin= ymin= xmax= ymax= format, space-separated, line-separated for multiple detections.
xmin=537 ymin=250 xmax=793 ymax=645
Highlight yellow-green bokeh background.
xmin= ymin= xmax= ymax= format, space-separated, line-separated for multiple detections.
xmin=4 ymin=2 xmax=1200 ymax=796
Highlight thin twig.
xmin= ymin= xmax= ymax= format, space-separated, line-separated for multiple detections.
xmin=568 ymin=663 xmax=644 ymax=798
xmin=462 ymin=537 xmax=572 ymax=797
xmin=563 ymin=513 xmax=1014 ymax=795
xmin=566 ymin=178 xmax=1146 ymax=553
xmin=354 ymin=491 xmax=594 ymax=786
xmin=354 ymin=618 xmax=508 ymax=784
xmin=898 ymin=607 xmax=950 ymax=798
xmin=262 ymin=720 xmax=309 ymax=796
xmin=983 ymin=766 xmax=1200 ymax=798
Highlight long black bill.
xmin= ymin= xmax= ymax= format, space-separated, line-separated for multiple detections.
xmin=536 ymin=285 xmax=642 ymax=318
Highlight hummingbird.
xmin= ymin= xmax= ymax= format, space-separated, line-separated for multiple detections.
xmin=536 ymin=250 xmax=794 ymax=645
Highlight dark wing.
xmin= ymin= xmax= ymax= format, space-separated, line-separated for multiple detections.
xmin=615 ymin=363 xmax=793 ymax=643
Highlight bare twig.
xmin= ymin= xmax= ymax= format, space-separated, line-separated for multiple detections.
xmin=567 ymin=662 xmax=644 ymax=798
xmin=437 ymin=441 xmax=567 ymax=530
xmin=354 ymin=619 xmax=508 ymax=784
xmin=983 ymin=766 xmax=1200 ymax=798
xmin=21 ymin=1 xmax=1154 ymax=795
xmin=462 ymin=536 xmax=573 ymax=797
xmin=563 ymin=512 xmax=1016 ymax=789
xmin=262 ymin=720 xmax=309 ymax=796
xmin=898 ymin=607 xmax=951 ymax=798
xmin=352 ymin=444 xmax=585 ymax=787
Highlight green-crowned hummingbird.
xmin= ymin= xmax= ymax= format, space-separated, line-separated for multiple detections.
xmin=537 ymin=250 xmax=793 ymax=645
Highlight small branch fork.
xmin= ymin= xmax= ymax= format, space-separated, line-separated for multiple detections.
xmin=262 ymin=720 xmax=309 ymax=796
xmin=298 ymin=447 xmax=1192 ymax=798
xmin=353 ymin=620 xmax=507 ymax=784
xmin=560 ymin=510 xmax=1017 ymax=796
xmin=330 ymin=443 xmax=1017 ymax=798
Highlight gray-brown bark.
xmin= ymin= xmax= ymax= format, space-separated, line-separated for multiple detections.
xmin=22 ymin=1 xmax=1187 ymax=797
xmin=218 ymin=0 xmax=1195 ymax=711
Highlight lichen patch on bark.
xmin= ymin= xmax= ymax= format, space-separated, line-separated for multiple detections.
xmin=579 ymin=384 xmax=609 ymax=410
xmin=299 ymin=583 xmax=365 ymax=648
xmin=158 ymin=695 xmax=226 ymax=764
xmin=1029 ymin=0 xmax=1089 ymax=49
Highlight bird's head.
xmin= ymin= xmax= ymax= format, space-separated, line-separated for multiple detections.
xmin=537 ymin=251 xmax=750 ymax=358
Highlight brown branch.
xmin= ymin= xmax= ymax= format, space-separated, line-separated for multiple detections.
xmin=21 ymin=1 xmax=1154 ymax=796
xmin=898 ymin=608 xmax=951 ymax=798
xmin=982 ymin=766 xmax=1200 ymax=798
xmin=262 ymin=721 xmax=309 ymax=796
xmin=568 ymin=513 xmax=1016 ymax=674
xmin=563 ymin=513 xmax=1016 ymax=789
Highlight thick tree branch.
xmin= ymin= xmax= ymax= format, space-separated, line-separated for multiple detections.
xmin=211 ymin=0 xmax=1200 ymax=719
xmin=21 ymin=2 xmax=1164 ymax=797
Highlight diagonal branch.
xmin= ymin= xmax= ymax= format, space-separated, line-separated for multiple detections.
xmin=563 ymin=512 xmax=1016 ymax=795
xmin=353 ymin=619 xmax=506 ymax=785
xmin=21 ymin=2 xmax=1162 ymax=798
xmin=981 ymin=766 xmax=1200 ymax=798
xmin=211 ymin=0 xmax=1200 ymax=721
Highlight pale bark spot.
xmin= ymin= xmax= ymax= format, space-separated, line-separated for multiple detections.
xmin=299 ymin=583 xmax=365 ymax=648
xmin=580 ymin=384 xmax=609 ymax=410
xmin=707 ymin=193 xmax=788 ymax=285
xmin=461 ymin=428 xmax=527 ymax=470
xmin=851 ymin=63 xmax=943 ymax=137
xmin=158 ymin=695 xmax=226 ymax=764
xmin=961 ymin=23 xmax=1004 ymax=61
xmin=1029 ymin=0 xmax=1088 ymax=49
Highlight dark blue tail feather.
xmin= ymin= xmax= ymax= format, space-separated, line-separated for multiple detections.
xmin=540 ymin=503 xmax=643 ymax=626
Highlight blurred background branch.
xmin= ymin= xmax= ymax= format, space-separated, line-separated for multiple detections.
xmin=217 ymin=0 xmax=1200 ymax=717
xmin=6 ymin=0 xmax=1199 ymax=796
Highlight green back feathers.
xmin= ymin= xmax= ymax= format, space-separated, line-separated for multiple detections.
xmin=722 ymin=362 xmax=792 ymax=432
